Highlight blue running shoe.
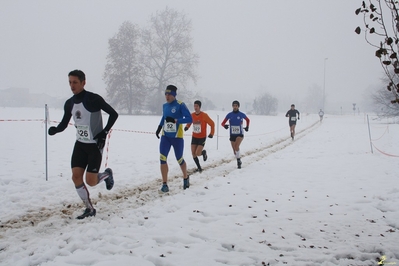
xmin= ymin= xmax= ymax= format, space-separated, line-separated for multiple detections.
xmin=104 ymin=168 xmax=114 ymax=190
xmin=183 ymin=176 xmax=190 ymax=189
xmin=160 ymin=184 xmax=169 ymax=193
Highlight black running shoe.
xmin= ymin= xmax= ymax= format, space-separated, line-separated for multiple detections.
xmin=76 ymin=208 xmax=96 ymax=220
xmin=237 ymin=158 xmax=242 ymax=169
xmin=202 ymin=150 xmax=208 ymax=161
xmin=183 ymin=176 xmax=190 ymax=189
xmin=194 ymin=168 xmax=203 ymax=173
xmin=104 ymin=168 xmax=114 ymax=190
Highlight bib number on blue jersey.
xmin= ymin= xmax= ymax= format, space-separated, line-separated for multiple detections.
xmin=164 ymin=122 xmax=177 ymax=133
xmin=231 ymin=125 xmax=240 ymax=134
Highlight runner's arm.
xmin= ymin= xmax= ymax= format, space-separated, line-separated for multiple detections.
xmin=99 ymin=98 xmax=119 ymax=132
xmin=55 ymin=99 xmax=73 ymax=132
xmin=221 ymin=117 xmax=228 ymax=127
xmin=176 ymin=102 xmax=192 ymax=124
xmin=205 ymin=114 xmax=215 ymax=136
xmin=244 ymin=117 xmax=250 ymax=128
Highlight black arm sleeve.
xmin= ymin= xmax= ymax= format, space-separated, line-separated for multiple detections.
xmin=84 ymin=92 xmax=118 ymax=132
xmin=56 ymin=99 xmax=73 ymax=132
xmin=97 ymin=97 xmax=118 ymax=132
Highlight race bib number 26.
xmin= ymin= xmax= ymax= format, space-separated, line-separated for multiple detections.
xmin=76 ymin=125 xmax=91 ymax=142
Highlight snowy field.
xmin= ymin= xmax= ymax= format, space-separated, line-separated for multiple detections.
xmin=0 ymin=107 xmax=398 ymax=266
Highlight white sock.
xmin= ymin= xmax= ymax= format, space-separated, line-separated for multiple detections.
xmin=97 ymin=171 xmax=109 ymax=184
xmin=235 ymin=150 xmax=240 ymax=159
xmin=76 ymin=184 xmax=94 ymax=210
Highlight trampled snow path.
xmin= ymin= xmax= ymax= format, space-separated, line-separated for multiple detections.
xmin=0 ymin=119 xmax=319 ymax=230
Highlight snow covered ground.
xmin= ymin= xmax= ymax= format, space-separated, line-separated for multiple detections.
xmin=0 ymin=107 xmax=398 ymax=266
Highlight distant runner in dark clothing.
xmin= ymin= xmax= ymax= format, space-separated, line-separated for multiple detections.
xmin=318 ymin=109 xmax=324 ymax=122
xmin=48 ymin=70 xmax=118 ymax=219
xmin=285 ymin=104 xmax=300 ymax=140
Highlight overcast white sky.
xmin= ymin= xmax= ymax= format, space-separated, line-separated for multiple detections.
xmin=0 ymin=0 xmax=383 ymax=112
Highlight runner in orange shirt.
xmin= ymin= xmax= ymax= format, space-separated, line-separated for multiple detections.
xmin=184 ymin=100 xmax=215 ymax=172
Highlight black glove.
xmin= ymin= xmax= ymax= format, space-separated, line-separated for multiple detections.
xmin=165 ymin=116 xmax=175 ymax=123
xmin=223 ymin=125 xmax=229 ymax=130
xmin=184 ymin=127 xmax=188 ymax=131
xmin=244 ymin=126 xmax=249 ymax=132
xmin=48 ymin=126 xmax=58 ymax=136
xmin=155 ymin=125 xmax=162 ymax=139
xmin=298 ymin=117 xmax=300 ymax=120
xmin=94 ymin=130 xmax=107 ymax=150
xmin=208 ymin=134 xmax=213 ymax=138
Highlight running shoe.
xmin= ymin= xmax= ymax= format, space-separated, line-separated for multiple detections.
xmin=160 ymin=184 xmax=169 ymax=193
xmin=194 ymin=167 xmax=203 ymax=173
xmin=104 ymin=168 xmax=114 ymax=190
xmin=237 ymin=158 xmax=242 ymax=169
xmin=76 ymin=208 xmax=96 ymax=220
xmin=183 ymin=176 xmax=190 ymax=189
xmin=202 ymin=150 xmax=208 ymax=161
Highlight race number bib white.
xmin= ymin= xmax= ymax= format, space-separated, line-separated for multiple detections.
xmin=291 ymin=117 xmax=297 ymax=121
xmin=164 ymin=122 xmax=177 ymax=133
xmin=193 ymin=124 xmax=201 ymax=134
xmin=76 ymin=125 xmax=91 ymax=142
xmin=231 ymin=125 xmax=240 ymax=134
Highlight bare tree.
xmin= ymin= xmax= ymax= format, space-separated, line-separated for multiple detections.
xmin=372 ymin=75 xmax=399 ymax=117
xmin=141 ymin=7 xmax=199 ymax=114
xmin=104 ymin=21 xmax=145 ymax=114
xmin=253 ymin=93 xmax=278 ymax=115
xmin=355 ymin=0 xmax=399 ymax=104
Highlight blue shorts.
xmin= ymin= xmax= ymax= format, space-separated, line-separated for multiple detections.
xmin=159 ymin=136 xmax=185 ymax=165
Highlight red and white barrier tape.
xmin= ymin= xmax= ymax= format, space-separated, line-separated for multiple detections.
xmin=371 ymin=143 xmax=399 ymax=157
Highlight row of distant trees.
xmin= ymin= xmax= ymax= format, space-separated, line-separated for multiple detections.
xmin=104 ymin=7 xmax=199 ymax=115
xmin=105 ymin=4 xmax=399 ymax=117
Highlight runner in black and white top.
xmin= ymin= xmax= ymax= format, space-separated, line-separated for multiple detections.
xmin=318 ymin=109 xmax=324 ymax=122
xmin=285 ymin=104 xmax=300 ymax=140
xmin=48 ymin=70 xmax=118 ymax=219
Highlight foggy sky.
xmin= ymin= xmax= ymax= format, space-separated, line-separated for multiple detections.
xmin=0 ymin=0 xmax=383 ymax=113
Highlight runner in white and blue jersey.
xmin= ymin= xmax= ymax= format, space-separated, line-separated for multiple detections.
xmin=221 ymin=100 xmax=250 ymax=169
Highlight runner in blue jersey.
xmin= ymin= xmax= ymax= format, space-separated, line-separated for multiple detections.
xmin=48 ymin=70 xmax=118 ymax=219
xmin=221 ymin=100 xmax=250 ymax=169
xmin=155 ymin=85 xmax=192 ymax=192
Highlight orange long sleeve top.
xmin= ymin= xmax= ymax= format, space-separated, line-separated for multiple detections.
xmin=186 ymin=112 xmax=215 ymax=138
